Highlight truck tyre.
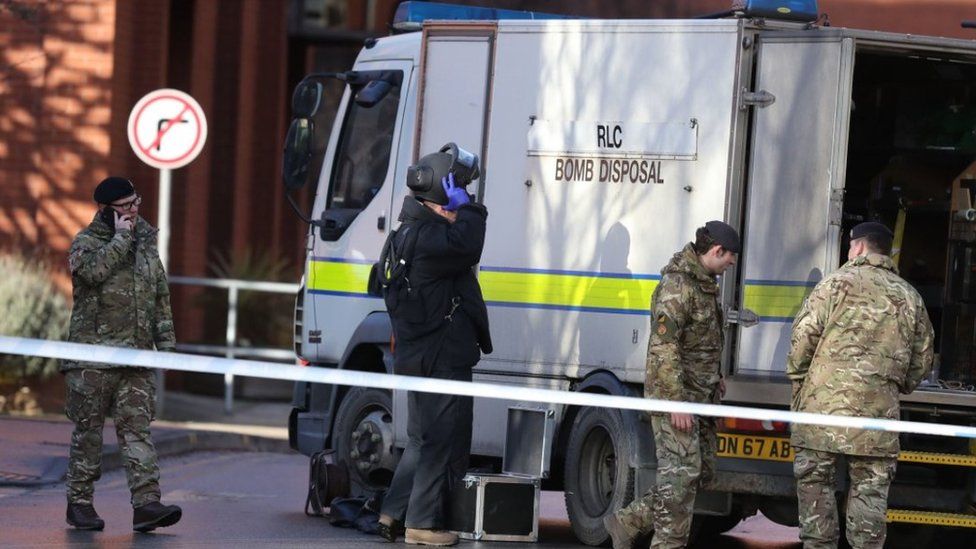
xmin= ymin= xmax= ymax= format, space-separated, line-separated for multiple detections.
xmin=564 ymin=405 xmax=636 ymax=546
xmin=333 ymin=387 xmax=397 ymax=496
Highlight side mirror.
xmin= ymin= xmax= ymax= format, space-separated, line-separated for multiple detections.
xmin=282 ymin=118 xmax=313 ymax=191
xmin=355 ymin=80 xmax=392 ymax=108
xmin=292 ymin=80 xmax=323 ymax=118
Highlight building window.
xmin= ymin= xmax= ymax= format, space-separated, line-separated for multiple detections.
xmin=302 ymin=0 xmax=348 ymax=29
xmin=295 ymin=0 xmax=383 ymax=32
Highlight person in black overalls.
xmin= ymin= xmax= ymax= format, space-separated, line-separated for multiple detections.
xmin=377 ymin=143 xmax=492 ymax=546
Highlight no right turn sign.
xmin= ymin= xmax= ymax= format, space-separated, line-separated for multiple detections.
xmin=127 ymin=89 xmax=208 ymax=170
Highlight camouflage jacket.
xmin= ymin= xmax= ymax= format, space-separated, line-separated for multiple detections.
xmin=644 ymin=243 xmax=724 ymax=404
xmin=62 ymin=212 xmax=175 ymax=371
xmin=787 ymin=253 xmax=934 ymax=457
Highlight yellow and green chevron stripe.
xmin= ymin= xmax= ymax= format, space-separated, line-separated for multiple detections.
xmin=479 ymin=266 xmax=659 ymax=315
xmin=307 ymin=257 xmax=375 ymax=297
xmin=306 ymin=258 xmax=815 ymax=322
xmin=742 ymin=279 xmax=816 ymax=322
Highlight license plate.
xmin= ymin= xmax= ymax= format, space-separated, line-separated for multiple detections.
xmin=717 ymin=433 xmax=793 ymax=462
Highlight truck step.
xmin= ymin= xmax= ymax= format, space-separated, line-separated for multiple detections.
xmin=887 ymin=509 xmax=976 ymax=528
xmin=898 ymin=451 xmax=976 ymax=467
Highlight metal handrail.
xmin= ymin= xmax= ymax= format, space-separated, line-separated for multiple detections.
xmin=174 ymin=343 xmax=297 ymax=362
xmin=167 ymin=275 xmax=300 ymax=414
xmin=169 ymin=276 xmax=299 ymax=293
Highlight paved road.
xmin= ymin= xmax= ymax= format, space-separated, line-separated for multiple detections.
xmin=0 ymin=451 xmax=801 ymax=548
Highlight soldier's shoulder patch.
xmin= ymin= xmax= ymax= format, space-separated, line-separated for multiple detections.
xmin=654 ymin=313 xmax=679 ymax=341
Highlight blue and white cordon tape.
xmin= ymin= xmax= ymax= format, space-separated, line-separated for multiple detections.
xmin=2 ymin=336 xmax=975 ymax=440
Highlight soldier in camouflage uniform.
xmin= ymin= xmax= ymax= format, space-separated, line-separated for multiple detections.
xmin=62 ymin=177 xmax=182 ymax=532
xmin=604 ymin=221 xmax=740 ymax=549
xmin=788 ymin=221 xmax=934 ymax=549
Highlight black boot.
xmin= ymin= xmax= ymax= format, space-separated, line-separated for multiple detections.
xmin=133 ymin=501 xmax=182 ymax=532
xmin=66 ymin=503 xmax=105 ymax=531
xmin=376 ymin=514 xmax=405 ymax=542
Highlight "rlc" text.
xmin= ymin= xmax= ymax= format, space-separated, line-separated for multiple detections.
xmin=597 ymin=124 xmax=623 ymax=149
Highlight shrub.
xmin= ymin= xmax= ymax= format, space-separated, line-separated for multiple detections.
xmin=0 ymin=253 xmax=70 ymax=380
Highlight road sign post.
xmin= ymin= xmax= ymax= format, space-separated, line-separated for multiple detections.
xmin=158 ymin=168 xmax=172 ymax=271
xmin=127 ymin=88 xmax=208 ymax=415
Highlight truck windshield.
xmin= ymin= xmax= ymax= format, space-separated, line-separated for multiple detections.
xmin=326 ymin=74 xmax=402 ymax=211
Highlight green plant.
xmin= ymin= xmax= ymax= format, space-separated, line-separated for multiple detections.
xmin=201 ymin=248 xmax=296 ymax=349
xmin=0 ymin=253 xmax=70 ymax=380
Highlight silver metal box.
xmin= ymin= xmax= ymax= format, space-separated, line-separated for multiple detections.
xmin=448 ymin=473 xmax=540 ymax=542
xmin=502 ymin=406 xmax=555 ymax=478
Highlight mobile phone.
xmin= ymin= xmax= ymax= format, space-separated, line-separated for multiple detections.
xmin=99 ymin=207 xmax=116 ymax=228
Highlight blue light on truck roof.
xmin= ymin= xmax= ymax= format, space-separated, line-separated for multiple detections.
xmin=741 ymin=0 xmax=819 ymax=22
xmin=392 ymin=1 xmax=573 ymax=32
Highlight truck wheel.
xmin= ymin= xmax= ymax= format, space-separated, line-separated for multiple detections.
xmin=333 ymin=387 xmax=397 ymax=495
xmin=564 ymin=405 xmax=636 ymax=546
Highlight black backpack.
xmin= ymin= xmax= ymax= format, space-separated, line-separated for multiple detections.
xmin=368 ymin=222 xmax=425 ymax=315
xmin=304 ymin=450 xmax=350 ymax=517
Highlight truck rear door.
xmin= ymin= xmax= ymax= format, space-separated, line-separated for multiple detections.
xmin=734 ymin=33 xmax=854 ymax=379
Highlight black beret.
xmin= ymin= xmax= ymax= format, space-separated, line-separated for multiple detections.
xmin=850 ymin=222 xmax=893 ymax=241
xmin=93 ymin=177 xmax=135 ymax=204
xmin=705 ymin=220 xmax=741 ymax=253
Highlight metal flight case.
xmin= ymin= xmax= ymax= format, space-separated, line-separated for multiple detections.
xmin=448 ymin=473 xmax=541 ymax=542
xmin=447 ymin=406 xmax=553 ymax=542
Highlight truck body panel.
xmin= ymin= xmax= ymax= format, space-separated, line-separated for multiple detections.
xmin=480 ymin=20 xmax=740 ymax=384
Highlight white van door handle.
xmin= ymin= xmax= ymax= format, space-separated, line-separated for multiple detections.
xmin=727 ymin=308 xmax=760 ymax=327
xmin=739 ymin=89 xmax=776 ymax=110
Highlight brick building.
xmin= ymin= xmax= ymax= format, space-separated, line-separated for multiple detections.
xmin=1 ymin=0 xmax=974 ymax=353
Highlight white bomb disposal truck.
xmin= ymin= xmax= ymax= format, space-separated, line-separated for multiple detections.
xmin=281 ymin=2 xmax=976 ymax=544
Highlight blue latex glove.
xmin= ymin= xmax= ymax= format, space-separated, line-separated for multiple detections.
xmin=441 ymin=173 xmax=471 ymax=211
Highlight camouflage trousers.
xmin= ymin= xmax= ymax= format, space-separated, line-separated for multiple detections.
xmin=614 ymin=414 xmax=717 ymax=549
xmin=794 ymin=447 xmax=896 ymax=549
xmin=65 ymin=368 xmax=161 ymax=507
